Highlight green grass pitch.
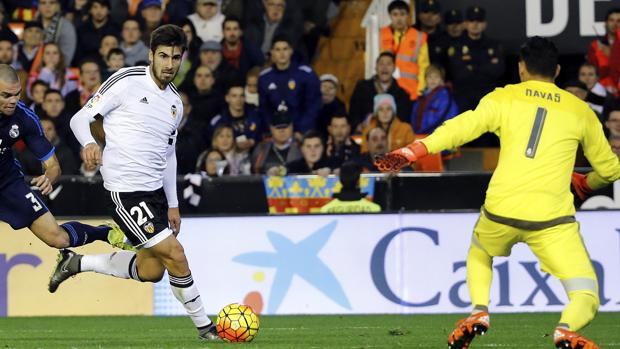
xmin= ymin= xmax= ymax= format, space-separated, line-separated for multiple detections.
xmin=0 ymin=313 xmax=618 ymax=348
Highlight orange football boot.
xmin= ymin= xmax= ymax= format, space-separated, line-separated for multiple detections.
xmin=554 ymin=328 xmax=600 ymax=349
xmin=447 ymin=311 xmax=490 ymax=349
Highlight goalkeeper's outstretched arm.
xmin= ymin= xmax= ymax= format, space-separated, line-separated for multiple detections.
xmin=375 ymin=90 xmax=504 ymax=172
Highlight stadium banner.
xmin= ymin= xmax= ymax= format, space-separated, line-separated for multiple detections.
xmin=154 ymin=211 xmax=620 ymax=315
xmin=0 ymin=220 xmax=153 ymax=317
xmin=263 ymin=175 xmax=376 ymax=214
xmin=431 ymin=0 xmax=615 ymax=54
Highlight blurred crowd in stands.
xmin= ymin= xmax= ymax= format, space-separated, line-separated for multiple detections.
xmin=4 ymin=0 xmax=620 ymax=179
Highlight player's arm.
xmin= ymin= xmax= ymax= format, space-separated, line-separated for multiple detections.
xmin=22 ymin=111 xmax=58 ymax=195
xmin=164 ymin=131 xmax=181 ymax=235
xmin=573 ymin=108 xmax=620 ymax=198
xmin=70 ymin=85 xmax=122 ymax=166
xmin=375 ymin=91 xmax=502 ymax=171
xmin=32 ymin=154 xmax=61 ymax=195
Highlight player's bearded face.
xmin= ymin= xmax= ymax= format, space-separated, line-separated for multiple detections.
xmin=150 ymin=45 xmax=183 ymax=86
xmin=0 ymin=80 xmax=21 ymax=115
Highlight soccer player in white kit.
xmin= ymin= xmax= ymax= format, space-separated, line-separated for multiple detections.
xmin=48 ymin=25 xmax=220 ymax=341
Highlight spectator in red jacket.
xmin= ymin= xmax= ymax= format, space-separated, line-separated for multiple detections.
xmin=588 ymin=7 xmax=620 ymax=93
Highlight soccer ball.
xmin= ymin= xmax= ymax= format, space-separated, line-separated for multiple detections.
xmin=216 ymin=303 xmax=260 ymax=342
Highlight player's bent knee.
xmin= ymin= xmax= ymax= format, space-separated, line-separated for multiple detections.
xmin=161 ymin=242 xmax=187 ymax=265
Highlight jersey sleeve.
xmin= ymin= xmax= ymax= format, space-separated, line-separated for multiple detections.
xmin=70 ymin=72 xmax=127 ymax=147
xmin=21 ymin=108 xmax=55 ymax=161
xmin=420 ymin=89 xmax=503 ymax=154
xmin=82 ymin=69 xmax=140 ymax=118
xmin=581 ymin=107 xmax=620 ymax=188
xmin=82 ymin=87 xmax=123 ymax=119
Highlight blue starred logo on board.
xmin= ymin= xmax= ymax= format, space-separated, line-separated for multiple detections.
xmin=233 ymin=221 xmax=351 ymax=313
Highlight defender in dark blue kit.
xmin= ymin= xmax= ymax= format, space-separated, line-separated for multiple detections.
xmin=0 ymin=64 xmax=129 ymax=254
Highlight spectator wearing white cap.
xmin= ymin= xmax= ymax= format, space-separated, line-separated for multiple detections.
xmin=317 ymin=73 xmax=346 ymax=138
xmin=188 ymin=0 xmax=225 ymax=43
xmin=360 ymin=94 xmax=415 ymax=153
xmin=349 ymin=52 xmax=412 ymax=131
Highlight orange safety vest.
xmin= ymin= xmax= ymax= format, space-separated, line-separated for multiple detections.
xmin=380 ymin=26 xmax=428 ymax=100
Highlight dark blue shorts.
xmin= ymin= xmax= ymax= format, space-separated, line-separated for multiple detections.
xmin=0 ymin=179 xmax=49 ymax=230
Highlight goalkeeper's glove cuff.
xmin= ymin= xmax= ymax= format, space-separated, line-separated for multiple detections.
xmin=571 ymin=172 xmax=592 ymax=201
xmin=395 ymin=141 xmax=429 ymax=163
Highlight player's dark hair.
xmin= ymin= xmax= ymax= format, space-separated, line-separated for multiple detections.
xmin=606 ymin=8 xmax=620 ymax=21
xmin=107 ymin=47 xmax=125 ymax=61
xmin=519 ymin=36 xmax=559 ymax=78
xmin=222 ymin=15 xmax=243 ymax=30
xmin=150 ymin=24 xmax=187 ymax=53
xmin=271 ymin=34 xmax=293 ymax=49
xmin=339 ymin=161 xmax=362 ymax=190
xmin=377 ymin=51 xmax=395 ymax=64
xmin=388 ymin=0 xmax=410 ymax=13
xmin=301 ymin=130 xmax=324 ymax=146
xmin=44 ymin=88 xmax=63 ymax=99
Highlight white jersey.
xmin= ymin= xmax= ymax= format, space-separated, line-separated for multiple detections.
xmin=80 ymin=66 xmax=183 ymax=193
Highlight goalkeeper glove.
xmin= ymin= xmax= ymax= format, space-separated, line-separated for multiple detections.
xmin=571 ymin=172 xmax=592 ymax=201
xmin=374 ymin=141 xmax=428 ymax=173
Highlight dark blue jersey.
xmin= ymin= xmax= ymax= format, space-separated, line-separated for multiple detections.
xmin=0 ymin=102 xmax=54 ymax=189
xmin=258 ymin=64 xmax=321 ymax=133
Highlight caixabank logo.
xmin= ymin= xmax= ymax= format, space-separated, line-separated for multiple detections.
xmin=228 ymin=217 xmax=620 ymax=314
xmin=0 ymin=254 xmax=41 ymax=316
xmin=369 ymin=227 xmax=620 ymax=310
xmin=233 ymin=221 xmax=351 ymax=314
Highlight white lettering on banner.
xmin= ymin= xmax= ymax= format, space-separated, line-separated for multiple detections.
xmin=580 ymin=0 xmax=608 ymax=36
xmin=526 ymin=0 xmax=569 ymax=37
xmin=582 ymin=181 xmax=620 ymax=209
xmin=153 ymin=212 xmax=620 ymax=315
xmin=525 ymin=0 xmax=606 ymax=37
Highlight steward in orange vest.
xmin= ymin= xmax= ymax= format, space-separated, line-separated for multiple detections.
xmin=380 ymin=0 xmax=429 ymax=101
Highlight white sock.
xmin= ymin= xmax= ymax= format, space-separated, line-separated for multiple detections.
xmin=80 ymin=251 xmax=140 ymax=280
xmin=169 ymin=273 xmax=211 ymax=328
